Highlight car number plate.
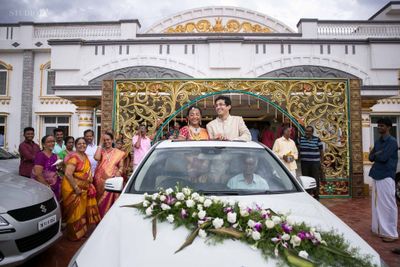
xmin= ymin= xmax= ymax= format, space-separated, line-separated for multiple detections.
xmin=38 ymin=215 xmax=57 ymax=231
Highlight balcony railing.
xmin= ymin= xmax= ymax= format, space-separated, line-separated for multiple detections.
xmin=317 ymin=22 xmax=400 ymax=38
xmin=33 ymin=25 xmax=121 ymax=39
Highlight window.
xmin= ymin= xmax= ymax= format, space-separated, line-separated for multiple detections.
xmin=191 ymin=44 xmax=195 ymax=54
xmin=320 ymin=45 xmax=323 ymax=54
xmin=263 ymin=44 xmax=266 ymax=54
xmin=345 ymin=45 xmax=348 ymax=54
xmin=46 ymin=69 xmax=55 ymax=95
xmin=0 ymin=65 xmax=6 ymax=95
xmin=352 ymin=45 xmax=356 ymax=55
xmin=166 ymin=44 xmax=170 ymax=54
xmin=288 ymin=44 xmax=291 ymax=54
xmin=0 ymin=116 xmax=6 ymax=147
xmin=327 ymin=45 xmax=331 ymax=54
xmin=119 ymin=45 xmax=122 ymax=55
xmin=42 ymin=116 xmax=70 ymax=136
xmin=255 ymin=44 xmax=259 ymax=54
xmin=184 ymin=44 xmax=188 ymax=54
xmin=371 ymin=116 xmax=399 ymax=145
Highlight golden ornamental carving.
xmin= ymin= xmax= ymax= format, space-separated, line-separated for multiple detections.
xmin=115 ymin=79 xmax=350 ymax=180
xmin=166 ymin=18 xmax=272 ymax=33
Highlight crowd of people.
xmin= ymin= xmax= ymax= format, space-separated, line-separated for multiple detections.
xmin=17 ymin=95 xmax=327 ymax=241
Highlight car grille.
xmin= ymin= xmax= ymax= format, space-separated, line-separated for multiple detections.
xmin=7 ymin=197 xmax=57 ymax=222
xmin=15 ymin=222 xmax=59 ymax=253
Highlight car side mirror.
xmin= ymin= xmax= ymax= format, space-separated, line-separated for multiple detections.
xmin=105 ymin=177 xmax=124 ymax=193
xmin=298 ymin=176 xmax=317 ymax=190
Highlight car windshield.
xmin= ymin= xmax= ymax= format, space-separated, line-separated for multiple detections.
xmin=127 ymin=146 xmax=300 ymax=195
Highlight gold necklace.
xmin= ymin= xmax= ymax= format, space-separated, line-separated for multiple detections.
xmin=189 ymin=126 xmax=201 ymax=140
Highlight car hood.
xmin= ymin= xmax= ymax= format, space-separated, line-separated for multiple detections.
xmin=0 ymin=171 xmax=54 ymax=213
xmin=75 ymin=192 xmax=380 ymax=267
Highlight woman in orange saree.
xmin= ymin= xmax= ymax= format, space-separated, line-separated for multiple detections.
xmin=94 ymin=132 xmax=125 ymax=218
xmin=62 ymin=137 xmax=100 ymax=241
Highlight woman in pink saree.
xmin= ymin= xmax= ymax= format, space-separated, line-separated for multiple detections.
xmin=93 ymin=132 xmax=125 ymax=218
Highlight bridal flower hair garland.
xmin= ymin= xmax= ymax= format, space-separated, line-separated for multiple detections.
xmin=123 ymin=187 xmax=375 ymax=267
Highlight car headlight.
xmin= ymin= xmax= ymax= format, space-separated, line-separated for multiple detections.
xmin=0 ymin=215 xmax=9 ymax=226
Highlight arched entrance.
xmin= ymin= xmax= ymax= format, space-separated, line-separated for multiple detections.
xmin=103 ymin=78 xmax=362 ymax=198
xmin=153 ymin=89 xmax=304 ymax=141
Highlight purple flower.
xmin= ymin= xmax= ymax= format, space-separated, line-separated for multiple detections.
xmin=246 ymin=207 xmax=252 ymax=213
xmin=297 ymin=231 xmax=307 ymax=240
xmin=224 ymin=207 xmax=233 ymax=213
xmin=166 ymin=195 xmax=176 ymax=205
xmin=305 ymin=232 xmax=313 ymax=240
xmin=254 ymin=222 xmax=263 ymax=232
xmin=181 ymin=209 xmax=188 ymax=219
xmin=281 ymin=223 xmax=293 ymax=234
xmin=255 ymin=204 xmax=263 ymax=211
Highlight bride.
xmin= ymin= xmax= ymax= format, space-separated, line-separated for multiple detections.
xmin=178 ymin=106 xmax=209 ymax=140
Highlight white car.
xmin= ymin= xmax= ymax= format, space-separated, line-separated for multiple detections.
xmin=69 ymin=140 xmax=385 ymax=267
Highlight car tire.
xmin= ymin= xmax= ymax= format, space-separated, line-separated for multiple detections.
xmin=396 ymin=173 xmax=400 ymax=203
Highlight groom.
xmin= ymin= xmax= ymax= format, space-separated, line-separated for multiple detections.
xmin=206 ymin=95 xmax=251 ymax=141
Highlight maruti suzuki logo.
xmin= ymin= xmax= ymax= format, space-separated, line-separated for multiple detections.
xmin=40 ymin=204 xmax=47 ymax=213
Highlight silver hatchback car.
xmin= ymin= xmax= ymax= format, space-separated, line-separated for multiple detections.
xmin=0 ymin=171 xmax=62 ymax=266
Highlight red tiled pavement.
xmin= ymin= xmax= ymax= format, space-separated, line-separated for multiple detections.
xmin=321 ymin=197 xmax=400 ymax=267
xmin=22 ymin=197 xmax=399 ymax=267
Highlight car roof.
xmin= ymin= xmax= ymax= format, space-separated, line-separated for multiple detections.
xmin=155 ymin=140 xmax=266 ymax=149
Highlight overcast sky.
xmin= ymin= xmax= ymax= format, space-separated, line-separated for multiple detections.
xmin=0 ymin=0 xmax=389 ymax=31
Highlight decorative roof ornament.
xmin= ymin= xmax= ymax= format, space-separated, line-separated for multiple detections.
xmin=165 ymin=18 xmax=272 ymax=33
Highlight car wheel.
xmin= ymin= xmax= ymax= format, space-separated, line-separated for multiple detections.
xmin=396 ymin=173 xmax=400 ymax=203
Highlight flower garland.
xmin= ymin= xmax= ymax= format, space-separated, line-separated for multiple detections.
xmin=123 ymin=187 xmax=376 ymax=267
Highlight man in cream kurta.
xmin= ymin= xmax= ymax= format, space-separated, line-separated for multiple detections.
xmin=273 ymin=127 xmax=298 ymax=177
xmin=206 ymin=95 xmax=251 ymax=141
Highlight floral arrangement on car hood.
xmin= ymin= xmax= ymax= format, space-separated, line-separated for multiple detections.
xmin=122 ymin=187 xmax=376 ymax=267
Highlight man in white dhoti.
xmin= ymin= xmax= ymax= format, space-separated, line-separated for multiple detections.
xmin=369 ymin=118 xmax=399 ymax=242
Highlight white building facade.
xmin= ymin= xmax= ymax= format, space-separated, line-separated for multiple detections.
xmin=0 ymin=2 xmax=399 ymax=194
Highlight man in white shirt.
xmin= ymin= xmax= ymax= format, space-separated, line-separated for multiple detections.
xmin=273 ymin=126 xmax=298 ymax=177
xmin=84 ymin=129 xmax=98 ymax=175
xmin=206 ymin=95 xmax=251 ymax=141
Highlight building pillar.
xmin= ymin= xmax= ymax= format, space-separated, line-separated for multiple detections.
xmin=101 ymin=80 xmax=114 ymax=133
xmin=349 ymin=79 xmax=364 ymax=197
xmin=20 ymin=50 xmax=34 ymax=142
xmin=73 ymin=100 xmax=100 ymax=137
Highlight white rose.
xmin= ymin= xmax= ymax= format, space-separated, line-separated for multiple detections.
xmin=166 ymin=214 xmax=174 ymax=223
xmin=251 ymin=230 xmax=261 ymax=241
xmin=228 ymin=199 xmax=236 ymax=206
xmin=198 ymin=196 xmax=205 ymax=203
xmin=197 ymin=204 xmax=203 ymax=211
xmin=212 ymin=218 xmax=224 ymax=229
xmin=282 ymin=233 xmax=290 ymax=241
xmin=198 ymin=210 xmax=206 ymax=220
xmin=165 ymin=188 xmax=173 ymax=195
xmin=227 ymin=212 xmax=237 ymax=224
xmin=265 ymin=220 xmax=275 ymax=229
xmin=298 ymin=250 xmax=309 ymax=259
xmin=238 ymin=202 xmax=248 ymax=210
xmin=186 ymin=199 xmax=195 ymax=208
xmin=145 ymin=207 xmax=153 ymax=216
xmin=159 ymin=195 xmax=166 ymax=202
xmin=210 ymin=196 xmax=219 ymax=202
xmin=192 ymin=212 xmax=197 ymax=218
xmin=142 ymin=200 xmax=150 ymax=207
xmin=152 ymin=193 xmax=159 ymax=200
xmin=182 ymin=187 xmax=191 ymax=196
xmin=174 ymin=201 xmax=181 ymax=207
xmin=272 ymin=216 xmax=282 ymax=225
xmin=143 ymin=192 xmax=148 ymax=197
xmin=286 ymin=216 xmax=294 ymax=226
xmin=161 ymin=203 xmax=171 ymax=210
xmin=176 ymin=192 xmax=185 ymax=200
xmin=198 ymin=229 xmax=207 ymax=239
xmin=191 ymin=192 xmax=200 ymax=200
xmin=203 ymin=199 xmax=212 ymax=208
xmin=314 ymin=232 xmax=322 ymax=242
xmin=290 ymin=235 xmax=302 ymax=247
xmin=240 ymin=209 xmax=249 ymax=217
xmin=247 ymin=219 xmax=255 ymax=228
